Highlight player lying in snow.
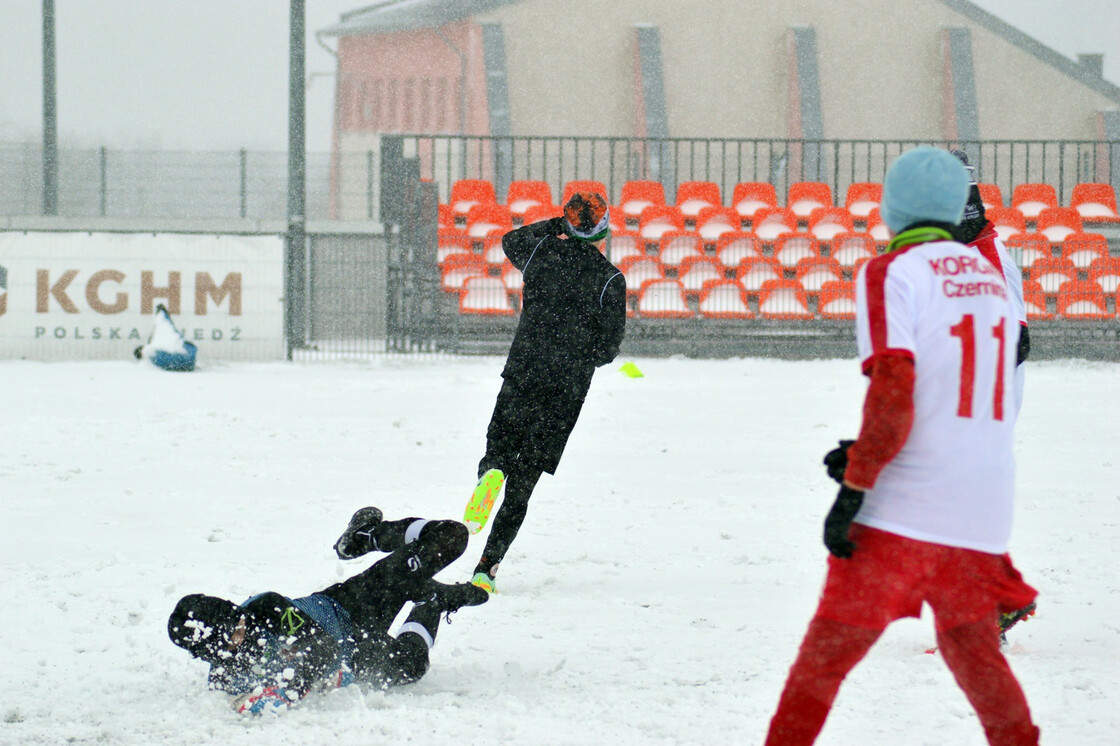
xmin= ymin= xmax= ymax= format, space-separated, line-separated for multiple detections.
xmin=167 ymin=509 xmax=488 ymax=715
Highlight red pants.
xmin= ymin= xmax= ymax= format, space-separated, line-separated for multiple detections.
xmin=765 ymin=526 xmax=1039 ymax=745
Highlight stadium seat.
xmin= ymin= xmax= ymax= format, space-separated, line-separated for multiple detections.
xmin=735 ymin=257 xmax=784 ymax=295
xmin=608 ymin=231 xmax=645 ymax=265
xmin=715 ymin=232 xmax=764 ymax=271
xmin=977 ymin=183 xmax=1003 ymax=210
xmin=843 ymin=182 xmax=882 ymax=218
xmin=506 ymin=180 xmax=554 ymax=222
xmin=638 ymin=205 xmax=687 ymax=246
xmin=1028 ymin=256 xmax=1077 ymax=296
xmin=617 ymin=180 xmax=666 ymax=223
xmin=678 ymin=256 xmax=725 ymax=296
xmin=465 ymin=203 xmax=513 ymax=241
xmin=619 ymin=255 xmax=665 ymax=296
xmin=1060 ymin=232 xmax=1110 ymax=270
xmin=773 ymin=232 xmax=821 ymax=269
xmin=794 ymin=256 xmax=844 ymax=294
xmin=676 ymin=181 xmax=722 ymax=219
xmin=1035 ymin=207 xmax=1083 ymax=243
xmin=438 ymin=203 xmax=455 ymax=230
xmin=698 ymin=279 xmax=753 ymax=319
xmin=561 ymin=179 xmax=609 ymax=205
xmin=695 ymin=206 xmax=742 ymax=244
xmin=1070 ymin=183 xmax=1120 ymax=224
xmin=829 ymin=232 xmax=877 ymax=270
xmin=638 ymin=278 xmax=693 ymax=318
xmin=863 ymin=208 xmax=891 ymax=243
xmin=1003 ymin=234 xmax=1051 ymax=269
xmin=817 ymin=280 xmax=857 ymax=320
xmin=450 ymin=179 xmax=497 ymax=217
xmin=807 ymin=207 xmax=854 ymax=240
xmin=501 ymin=261 xmax=523 ymax=299
xmin=657 ymin=231 xmax=705 ymax=270
xmin=1011 ymin=183 xmax=1058 ymax=219
xmin=481 ymin=236 xmax=506 ymax=267
xmin=758 ymin=279 xmax=814 ymax=319
xmin=732 ymin=182 xmax=779 ymax=224
xmin=1021 ymin=280 xmax=1052 ymax=320
xmin=437 ymin=230 xmax=473 ymax=264
xmin=986 ymin=206 xmax=1027 ymax=241
xmin=1088 ymin=256 xmax=1120 ymax=294
xmin=1057 ymin=280 xmax=1110 ymax=320
xmin=787 ymin=182 xmax=833 ymax=218
xmin=441 ymin=255 xmax=488 ymax=293
xmin=752 ymin=207 xmax=798 ymax=242
xmin=459 ymin=276 xmax=515 ymax=315
xmin=521 ymin=203 xmax=563 ymax=226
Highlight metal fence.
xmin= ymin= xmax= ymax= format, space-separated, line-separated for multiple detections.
xmin=5 ymin=135 xmax=1119 ymax=222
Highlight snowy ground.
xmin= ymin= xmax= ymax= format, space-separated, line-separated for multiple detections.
xmin=1 ymin=355 xmax=1117 ymax=745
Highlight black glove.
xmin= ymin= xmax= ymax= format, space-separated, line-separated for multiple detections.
xmin=823 ymin=439 xmax=855 ymax=484
xmin=824 ymin=485 xmax=865 ymax=559
xmin=1016 ymin=325 xmax=1030 ymax=366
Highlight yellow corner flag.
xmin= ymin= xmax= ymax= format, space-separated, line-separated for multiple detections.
xmin=619 ymin=361 xmax=644 ymax=378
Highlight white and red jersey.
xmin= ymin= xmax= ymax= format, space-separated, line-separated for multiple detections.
xmin=853 ymin=239 xmax=1021 ymax=553
xmin=970 ymin=222 xmax=1027 ymax=418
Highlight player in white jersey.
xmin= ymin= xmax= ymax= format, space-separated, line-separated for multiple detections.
xmin=766 ymin=148 xmax=1039 ymax=746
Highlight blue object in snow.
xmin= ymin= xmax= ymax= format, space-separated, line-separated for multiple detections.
xmin=134 ymin=305 xmax=197 ymax=371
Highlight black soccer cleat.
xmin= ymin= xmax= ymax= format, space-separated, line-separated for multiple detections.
xmin=998 ymin=602 xmax=1037 ymax=644
xmin=333 ymin=507 xmax=384 ymax=560
xmin=433 ymin=581 xmax=490 ymax=614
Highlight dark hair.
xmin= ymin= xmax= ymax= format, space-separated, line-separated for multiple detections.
xmin=168 ymin=594 xmax=244 ymax=661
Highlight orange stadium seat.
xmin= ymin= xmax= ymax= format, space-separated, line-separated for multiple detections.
xmin=506 ymin=180 xmax=554 ymax=222
xmin=1057 ymin=280 xmax=1110 ymax=320
xmin=438 ymin=203 xmax=455 ymax=230
xmin=818 ymin=280 xmax=857 ymax=320
xmin=617 ymin=180 xmax=666 ymax=223
xmin=561 ymin=179 xmax=609 ymax=205
xmin=1070 ymin=183 xmax=1120 ymax=224
xmin=844 ymin=183 xmax=882 ymax=218
xmin=619 ymin=255 xmax=665 ymax=296
xmin=787 ymin=182 xmax=833 ymax=218
xmin=977 ymin=183 xmax=1003 ymax=210
xmin=1028 ymin=256 xmax=1077 ymax=297
xmin=773 ymin=232 xmax=821 ymax=269
xmin=637 ymin=205 xmax=687 ymax=246
xmin=638 ymin=278 xmax=694 ymax=318
xmin=465 ymin=203 xmax=513 ymax=241
xmin=501 ymin=261 xmax=523 ymax=300
xmin=795 ymin=256 xmax=844 ymax=294
xmin=758 ymin=279 xmax=814 ymax=319
xmin=481 ymin=236 xmax=507 ymax=267
xmin=752 ymin=207 xmax=798 ymax=242
xmin=807 ymin=207 xmax=854 ymax=240
xmin=607 ymin=231 xmax=645 ymax=265
xmin=521 ymin=203 xmax=563 ymax=226
xmin=441 ymin=255 xmax=488 ymax=293
xmin=459 ymin=276 xmax=515 ymax=315
xmin=437 ymin=230 xmax=472 ymax=264
xmin=1088 ymin=256 xmax=1120 ymax=294
xmin=676 ymin=181 xmax=722 ymax=219
xmin=715 ymin=232 xmax=764 ymax=271
xmin=863 ymin=208 xmax=891 ymax=244
xmin=732 ymin=182 xmax=779 ymax=224
xmin=736 ymin=257 xmax=784 ymax=295
xmin=656 ymin=231 xmax=705 ymax=270
xmin=698 ymin=279 xmax=753 ymax=319
xmin=694 ymin=206 xmax=741 ymax=244
xmin=829 ymin=232 xmax=877 ymax=271
xmin=1021 ymin=280 xmax=1052 ymax=320
xmin=678 ymin=256 xmax=725 ymax=296
xmin=986 ymin=206 xmax=1028 ymax=241
xmin=449 ymin=179 xmax=497 ymax=217
xmin=1011 ymin=183 xmax=1058 ymax=219
xmin=1060 ymin=232 xmax=1109 ymax=269
xmin=1003 ymin=234 xmax=1051 ymax=269
xmin=1035 ymin=207 xmax=1083 ymax=243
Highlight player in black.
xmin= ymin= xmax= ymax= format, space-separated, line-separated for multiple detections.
xmin=168 ymin=508 xmax=487 ymax=714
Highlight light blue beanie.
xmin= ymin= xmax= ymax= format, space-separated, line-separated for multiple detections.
xmin=880 ymin=147 xmax=970 ymax=233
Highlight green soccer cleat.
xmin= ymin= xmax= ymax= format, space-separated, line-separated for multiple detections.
xmin=463 ymin=469 xmax=505 ymax=535
xmin=470 ymin=571 xmax=497 ymax=594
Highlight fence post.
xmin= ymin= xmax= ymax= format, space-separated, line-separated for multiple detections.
xmin=367 ymin=150 xmax=374 ymax=220
xmin=99 ymin=146 xmax=107 ymax=216
xmin=239 ymin=148 xmax=247 ymax=218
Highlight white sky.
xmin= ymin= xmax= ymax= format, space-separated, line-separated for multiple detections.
xmin=0 ymin=0 xmax=1117 ymax=153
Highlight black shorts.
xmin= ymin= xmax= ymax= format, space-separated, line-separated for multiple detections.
xmin=484 ymin=375 xmax=590 ymax=475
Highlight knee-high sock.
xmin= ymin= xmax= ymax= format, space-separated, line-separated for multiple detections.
xmin=476 ymin=465 xmax=541 ymax=575
xmin=374 ymin=519 xmax=468 ymax=575
xmin=937 ymin=620 xmax=1040 ymax=746
xmin=765 ymin=617 xmax=881 ymax=745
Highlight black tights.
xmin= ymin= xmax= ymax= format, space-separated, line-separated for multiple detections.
xmin=476 ymin=463 xmax=542 ymax=576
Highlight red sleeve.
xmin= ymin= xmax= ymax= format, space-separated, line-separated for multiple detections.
xmin=844 ymin=352 xmax=916 ymax=490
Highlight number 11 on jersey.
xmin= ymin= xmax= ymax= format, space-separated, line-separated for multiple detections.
xmin=950 ymin=314 xmax=1006 ymax=421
